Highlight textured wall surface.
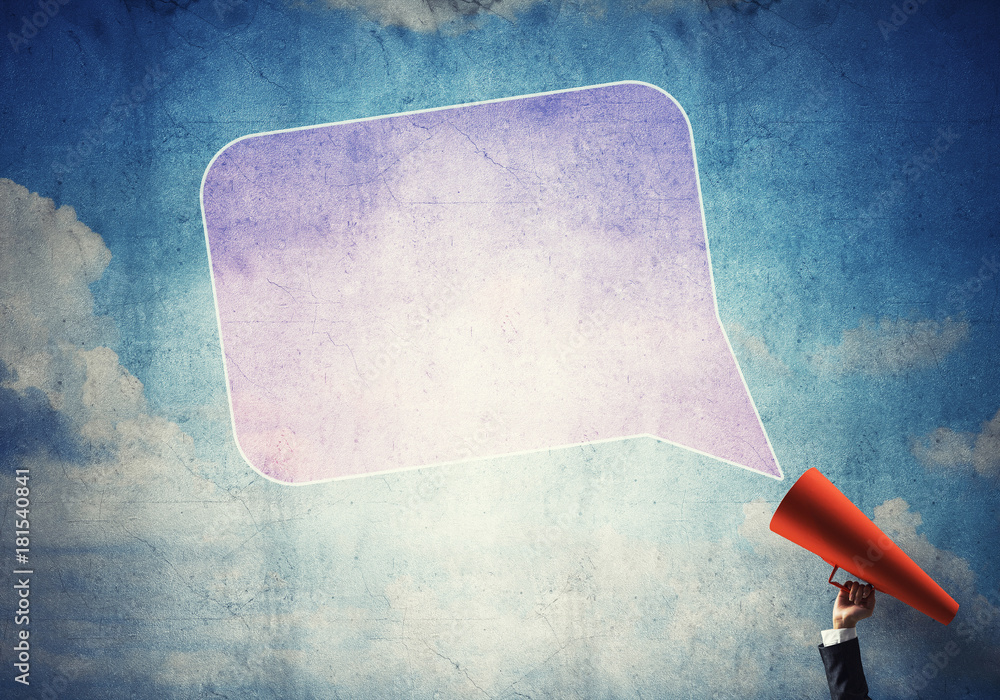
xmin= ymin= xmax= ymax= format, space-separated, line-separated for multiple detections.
xmin=1 ymin=1 xmax=998 ymax=698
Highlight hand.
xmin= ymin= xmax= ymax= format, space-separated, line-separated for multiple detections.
xmin=832 ymin=580 xmax=876 ymax=629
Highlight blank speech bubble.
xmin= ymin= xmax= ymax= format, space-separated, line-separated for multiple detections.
xmin=201 ymin=81 xmax=782 ymax=484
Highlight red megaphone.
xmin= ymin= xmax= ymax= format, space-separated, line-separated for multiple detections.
xmin=770 ymin=467 xmax=959 ymax=625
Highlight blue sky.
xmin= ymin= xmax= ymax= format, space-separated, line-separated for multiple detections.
xmin=1 ymin=0 xmax=998 ymax=697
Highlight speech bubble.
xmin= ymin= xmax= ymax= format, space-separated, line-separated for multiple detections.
xmin=201 ymin=81 xmax=781 ymax=484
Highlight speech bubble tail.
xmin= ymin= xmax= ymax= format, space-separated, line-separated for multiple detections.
xmin=651 ymin=436 xmax=783 ymax=480
xmin=647 ymin=312 xmax=783 ymax=480
xmin=650 ymin=426 xmax=785 ymax=481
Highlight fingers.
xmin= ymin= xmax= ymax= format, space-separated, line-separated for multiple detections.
xmin=862 ymin=584 xmax=876 ymax=609
xmin=844 ymin=581 xmax=874 ymax=605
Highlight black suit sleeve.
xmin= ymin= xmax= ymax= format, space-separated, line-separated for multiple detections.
xmin=818 ymin=637 xmax=872 ymax=700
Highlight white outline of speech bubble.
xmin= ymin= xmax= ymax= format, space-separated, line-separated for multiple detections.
xmin=200 ymin=80 xmax=784 ymax=486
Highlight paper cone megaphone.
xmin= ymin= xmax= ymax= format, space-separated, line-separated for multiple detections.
xmin=770 ymin=467 xmax=959 ymax=625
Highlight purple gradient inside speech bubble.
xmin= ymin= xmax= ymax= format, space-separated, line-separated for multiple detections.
xmin=201 ymin=82 xmax=781 ymax=483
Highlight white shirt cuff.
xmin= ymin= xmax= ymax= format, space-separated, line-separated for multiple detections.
xmin=821 ymin=627 xmax=857 ymax=646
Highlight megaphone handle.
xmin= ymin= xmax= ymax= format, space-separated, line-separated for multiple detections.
xmin=828 ymin=564 xmax=850 ymax=592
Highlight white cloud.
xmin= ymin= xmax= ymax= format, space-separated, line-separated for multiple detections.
xmin=0 ymin=178 xmax=114 ymax=407
xmin=315 ymin=0 xmax=732 ymax=31
xmin=911 ymin=426 xmax=974 ymax=467
xmin=910 ymin=409 xmax=1000 ymax=478
xmin=874 ymin=498 xmax=978 ymax=596
xmin=811 ymin=316 xmax=969 ymax=375
xmin=726 ymin=321 xmax=791 ymax=376
xmin=0 ymin=179 xmax=224 ymax=524
xmin=318 ymin=0 xmax=555 ymax=32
